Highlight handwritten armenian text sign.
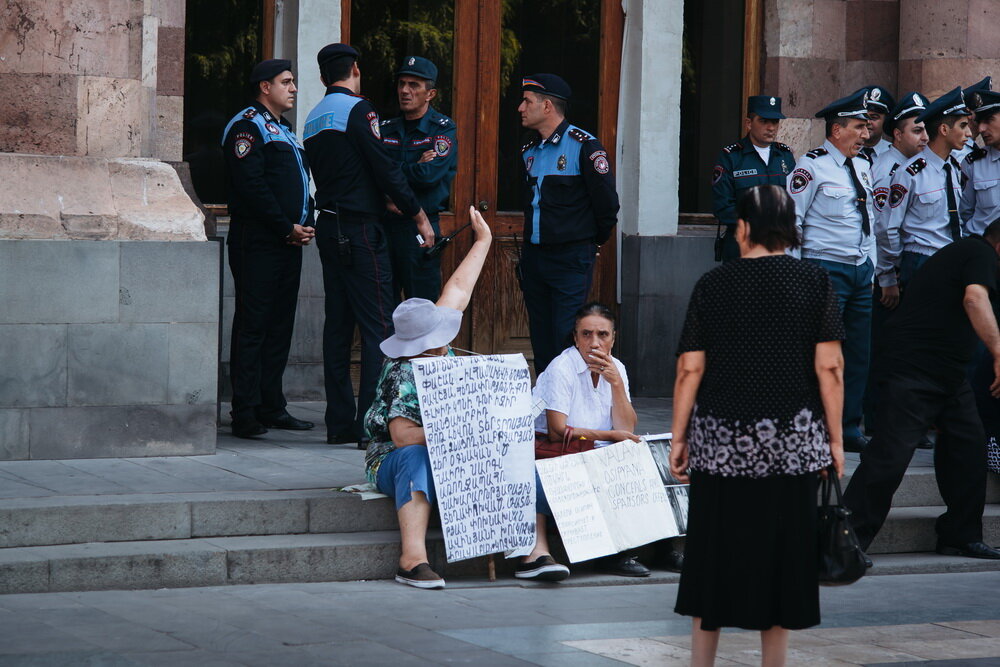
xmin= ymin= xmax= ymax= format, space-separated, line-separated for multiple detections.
xmin=412 ymin=354 xmax=536 ymax=562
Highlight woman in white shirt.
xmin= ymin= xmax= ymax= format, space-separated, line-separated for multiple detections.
xmin=533 ymin=302 xmax=652 ymax=576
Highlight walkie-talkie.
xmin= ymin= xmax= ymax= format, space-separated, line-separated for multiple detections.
xmin=424 ymin=221 xmax=472 ymax=259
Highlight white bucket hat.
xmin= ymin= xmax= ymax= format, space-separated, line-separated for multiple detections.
xmin=380 ymin=298 xmax=463 ymax=359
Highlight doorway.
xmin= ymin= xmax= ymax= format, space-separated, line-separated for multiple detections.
xmin=346 ymin=0 xmax=623 ymax=360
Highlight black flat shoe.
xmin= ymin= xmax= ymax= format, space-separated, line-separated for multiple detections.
xmin=597 ymin=554 xmax=650 ymax=577
xmin=936 ymin=541 xmax=1000 ymax=559
xmin=844 ymin=434 xmax=870 ymax=453
xmin=327 ymin=431 xmax=360 ymax=445
xmin=659 ymin=550 xmax=684 ymax=573
xmin=863 ymin=554 xmax=874 ymax=568
xmin=258 ymin=413 xmax=315 ymax=430
xmin=232 ymin=420 xmax=267 ymax=439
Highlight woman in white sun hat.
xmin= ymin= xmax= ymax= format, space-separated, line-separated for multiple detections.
xmin=363 ymin=207 xmax=570 ymax=590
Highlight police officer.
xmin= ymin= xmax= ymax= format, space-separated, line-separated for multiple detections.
xmin=381 ymin=56 xmax=458 ymax=301
xmin=518 ymin=74 xmax=620 ymax=374
xmin=857 ymin=85 xmax=896 ymax=160
xmin=223 ymin=59 xmax=316 ymax=438
xmin=955 ymin=77 xmax=992 ymax=162
xmin=878 ymin=87 xmax=971 ymax=294
xmin=303 ymin=44 xmax=433 ymax=446
xmin=787 ymin=89 xmax=875 ymax=452
xmin=710 ymin=94 xmax=795 ymax=262
xmin=962 ymin=90 xmax=1000 ymax=235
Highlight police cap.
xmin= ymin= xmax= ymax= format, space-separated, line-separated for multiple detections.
xmin=396 ymin=56 xmax=438 ymax=82
xmin=317 ymin=43 xmax=358 ymax=68
xmin=971 ymin=90 xmax=1000 ymax=114
xmin=747 ymin=95 xmax=785 ymax=120
xmin=522 ymin=74 xmax=571 ymax=100
xmin=249 ymin=59 xmax=292 ymax=83
xmin=889 ymin=92 xmax=929 ymax=122
xmin=815 ymin=89 xmax=869 ymax=120
xmin=916 ymin=87 xmax=970 ymax=124
xmin=856 ymin=85 xmax=895 ymax=115
xmin=964 ymin=77 xmax=993 ymax=114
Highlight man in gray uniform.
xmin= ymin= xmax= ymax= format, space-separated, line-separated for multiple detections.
xmin=787 ymin=89 xmax=875 ymax=453
xmin=858 ymin=85 xmax=896 ymax=160
xmin=961 ymin=89 xmax=1000 ymax=235
xmin=955 ymin=77 xmax=992 ymax=162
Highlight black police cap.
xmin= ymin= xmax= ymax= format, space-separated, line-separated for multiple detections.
xmin=397 ymin=56 xmax=438 ymax=82
xmin=889 ymin=92 xmax=929 ymax=122
xmin=964 ymin=77 xmax=993 ymax=114
xmin=916 ymin=87 xmax=969 ymax=124
xmin=317 ymin=43 xmax=358 ymax=68
xmin=747 ymin=95 xmax=785 ymax=120
xmin=522 ymin=74 xmax=571 ymax=100
xmin=855 ymin=85 xmax=895 ymax=115
xmin=249 ymin=59 xmax=292 ymax=83
xmin=971 ymin=90 xmax=1000 ymax=114
xmin=815 ymin=89 xmax=869 ymax=119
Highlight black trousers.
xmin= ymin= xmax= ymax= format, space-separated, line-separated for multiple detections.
xmin=386 ymin=214 xmax=441 ymax=301
xmin=519 ymin=241 xmax=596 ymax=375
xmin=317 ymin=214 xmax=397 ymax=436
xmin=228 ymin=229 xmax=302 ymax=422
xmin=843 ymin=369 xmax=987 ymax=549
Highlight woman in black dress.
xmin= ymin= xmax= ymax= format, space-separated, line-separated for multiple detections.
xmin=669 ymin=185 xmax=846 ymax=666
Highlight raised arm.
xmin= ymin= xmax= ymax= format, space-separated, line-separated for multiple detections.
xmin=436 ymin=207 xmax=492 ymax=313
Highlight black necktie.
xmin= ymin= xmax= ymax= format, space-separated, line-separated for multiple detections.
xmin=943 ymin=163 xmax=962 ymax=241
xmin=845 ymin=158 xmax=871 ymax=236
xmin=861 ymin=146 xmax=876 ymax=161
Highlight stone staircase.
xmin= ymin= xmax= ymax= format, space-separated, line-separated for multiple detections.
xmin=1 ymin=462 xmax=998 ymax=594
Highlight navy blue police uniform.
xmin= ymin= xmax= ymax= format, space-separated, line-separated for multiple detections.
xmin=222 ymin=59 xmax=314 ymax=436
xmin=519 ymin=74 xmax=620 ymax=374
xmin=711 ymin=95 xmax=795 ymax=262
xmin=381 ymin=57 xmax=458 ymax=301
xmin=303 ymin=44 xmax=424 ymax=443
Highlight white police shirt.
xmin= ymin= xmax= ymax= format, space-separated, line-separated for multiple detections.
xmin=788 ymin=139 xmax=875 ymax=266
xmin=532 ymin=346 xmax=631 ymax=447
xmin=960 ymin=146 xmax=1000 ymax=235
xmin=953 ymin=138 xmax=976 ymax=163
xmin=873 ymin=137 xmax=893 ymax=158
xmin=876 ymin=146 xmax=964 ymax=287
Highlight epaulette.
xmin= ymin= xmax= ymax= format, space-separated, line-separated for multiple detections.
xmin=966 ymin=146 xmax=988 ymax=163
xmin=380 ymin=117 xmax=397 ymax=127
xmin=433 ymin=112 xmax=455 ymax=128
xmin=905 ymin=158 xmax=927 ymax=176
xmin=775 ymin=142 xmax=792 ymax=152
xmin=242 ymin=108 xmax=257 ymax=120
xmin=722 ymin=142 xmax=741 ymax=154
xmin=805 ymin=147 xmax=828 ymax=159
xmin=521 ymin=139 xmax=537 ymax=153
xmin=889 ymin=162 xmax=900 ymax=177
xmin=568 ymin=127 xmax=594 ymax=143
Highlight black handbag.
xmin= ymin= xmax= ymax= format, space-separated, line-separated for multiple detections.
xmin=817 ymin=467 xmax=868 ymax=586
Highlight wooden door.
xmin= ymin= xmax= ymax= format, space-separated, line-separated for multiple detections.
xmin=347 ymin=0 xmax=624 ymax=362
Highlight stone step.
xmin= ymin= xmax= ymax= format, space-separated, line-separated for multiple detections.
xmin=0 ymin=490 xmax=398 ymax=549
xmin=867 ymin=504 xmax=1000 ymax=554
xmin=841 ymin=467 xmax=1000 ymax=508
xmin=2 ymin=528 xmax=999 ymax=596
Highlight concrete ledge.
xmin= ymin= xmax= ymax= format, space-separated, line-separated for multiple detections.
xmin=868 ymin=505 xmax=1000 ymax=555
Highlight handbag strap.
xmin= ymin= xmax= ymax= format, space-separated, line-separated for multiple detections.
xmin=820 ymin=465 xmax=845 ymax=508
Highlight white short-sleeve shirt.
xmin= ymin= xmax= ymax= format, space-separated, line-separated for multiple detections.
xmin=532 ymin=346 xmax=631 ymax=446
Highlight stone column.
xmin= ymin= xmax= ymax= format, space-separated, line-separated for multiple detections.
xmin=0 ymin=0 xmax=218 ymax=460
xmin=898 ymin=0 xmax=1000 ymax=98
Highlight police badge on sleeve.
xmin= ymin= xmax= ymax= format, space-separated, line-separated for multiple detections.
xmin=789 ymin=168 xmax=813 ymax=194
xmin=366 ymin=111 xmax=381 ymax=138
xmin=234 ymin=132 xmax=254 ymax=159
xmin=589 ymin=150 xmax=609 ymax=174
xmin=434 ymin=135 xmax=452 ymax=157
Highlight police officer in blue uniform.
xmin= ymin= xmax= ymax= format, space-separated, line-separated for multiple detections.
xmin=518 ymin=74 xmax=620 ymax=374
xmin=223 ymin=59 xmax=316 ymax=438
xmin=955 ymin=77 xmax=992 ymax=162
xmin=710 ymin=94 xmax=795 ymax=262
xmin=381 ymin=56 xmax=458 ymax=301
xmin=962 ymin=89 xmax=1000 ymax=234
xmin=857 ymin=85 xmax=896 ymax=160
xmin=787 ymin=88 xmax=876 ymax=453
xmin=303 ymin=44 xmax=433 ymax=446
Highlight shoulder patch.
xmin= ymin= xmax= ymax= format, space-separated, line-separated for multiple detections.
xmin=722 ymin=142 xmax=741 ymax=154
xmin=568 ymin=127 xmax=594 ymax=143
xmin=775 ymin=142 xmax=792 ymax=152
xmin=905 ymin=158 xmax=927 ymax=176
xmin=789 ymin=168 xmax=813 ymax=194
xmin=242 ymin=108 xmax=257 ymax=120
xmin=890 ymin=183 xmax=908 ymax=208
xmin=967 ymin=146 xmax=987 ymax=163
xmin=873 ymin=186 xmax=890 ymax=211
xmin=366 ymin=110 xmax=381 ymax=139
xmin=805 ymin=147 xmax=828 ymax=159
xmin=233 ymin=132 xmax=255 ymax=159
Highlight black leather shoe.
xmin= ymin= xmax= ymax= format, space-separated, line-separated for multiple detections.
xmin=257 ymin=413 xmax=315 ymax=430
xmin=357 ymin=436 xmax=370 ymax=451
xmin=915 ymin=435 xmax=933 ymax=450
xmin=659 ymin=550 xmax=684 ymax=573
xmin=844 ymin=434 xmax=870 ymax=453
xmin=232 ymin=419 xmax=267 ymax=439
xmin=936 ymin=541 xmax=1000 ymax=559
xmin=863 ymin=554 xmax=874 ymax=568
xmin=327 ymin=431 xmax=360 ymax=445
xmin=597 ymin=554 xmax=650 ymax=577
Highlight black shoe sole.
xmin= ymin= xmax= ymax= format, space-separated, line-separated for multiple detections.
xmin=259 ymin=421 xmax=314 ymax=430
xmin=232 ymin=427 xmax=268 ymax=439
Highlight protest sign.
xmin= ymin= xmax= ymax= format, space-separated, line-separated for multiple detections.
xmin=536 ymin=441 xmax=679 ymax=563
xmin=644 ymin=433 xmax=690 ymax=536
xmin=412 ymin=354 xmax=536 ymax=563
